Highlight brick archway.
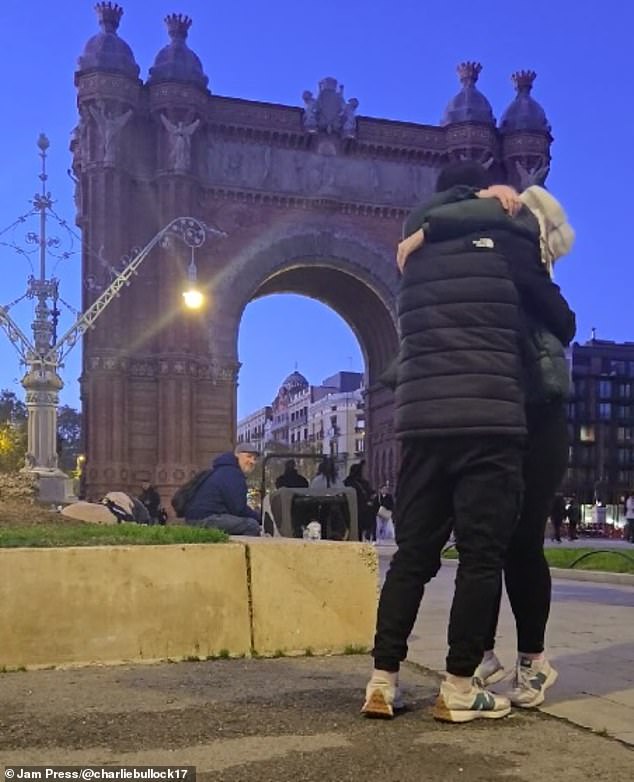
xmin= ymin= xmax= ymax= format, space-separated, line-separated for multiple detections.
xmin=73 ymin=22 xmax=551 ymax=500
xmin=207 ymin=229 xmax=399 ymax=492
xmin=210 ymin=229 xmax=399 ymax=378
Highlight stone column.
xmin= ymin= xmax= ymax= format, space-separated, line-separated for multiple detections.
xmin=21 ymin=365 xmax=74 ymax=503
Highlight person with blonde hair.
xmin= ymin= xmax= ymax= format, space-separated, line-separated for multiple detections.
xmin=393 ymin=173 xmax=576 ymax=710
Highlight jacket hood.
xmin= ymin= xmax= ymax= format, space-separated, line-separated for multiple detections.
xmin=212 ymin=452 xmax=240 ymax=469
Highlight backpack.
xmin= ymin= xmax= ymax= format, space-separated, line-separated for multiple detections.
xmin=171 ymin=469 xmax=212 ymax=518
xmin=102 ymin=492 xmax=151 ymax=524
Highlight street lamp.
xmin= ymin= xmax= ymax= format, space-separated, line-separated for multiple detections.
xmin=182 ymin=256 xmax=205 ymax=310
xmin=0 ymin=136 xmax=226 ymax=502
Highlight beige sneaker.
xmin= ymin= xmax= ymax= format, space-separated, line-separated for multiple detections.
xmin=432 ymin=679 xmax=511 ymax=723
xmin=361 ymin=675 xmax=404 ymax=719
xmin=474 ymin=652 xmax=507 ymax=686
xmin=510 ymin=657 xmax=558 ymax=708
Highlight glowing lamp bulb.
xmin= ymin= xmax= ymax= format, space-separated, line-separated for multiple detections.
xmin=182 ymin=288 xmax=204 ymax=309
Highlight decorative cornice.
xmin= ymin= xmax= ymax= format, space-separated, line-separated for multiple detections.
xmin=200 ymin=186 xmax=410 ymax=220
xmin=148 ymin=81 xmax=209 ymax=110
xmin=76 ymin=71 xmax=142 ymax=101
xmin=501 ymin=131 xmax=553 ymax=155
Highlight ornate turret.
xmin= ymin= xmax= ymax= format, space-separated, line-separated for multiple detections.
xmin=148 ymin=13 xmax=209 ymax=90
xmin=500 ymin=70 xmax=552 ymax=190
xmin=77 ymin=2 xmax=140 ymax=79
xmin=500 ymin=70 xmax=551 ymax=134
xmin=441 ymin=62 xmax=495 ymax=126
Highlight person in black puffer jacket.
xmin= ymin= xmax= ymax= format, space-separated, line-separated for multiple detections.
xmin=413 ymin=187 xmax=576 ymax=710
xmin=363 ymin=162 xmax=574 ymax=724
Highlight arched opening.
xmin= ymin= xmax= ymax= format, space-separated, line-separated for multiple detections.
xmin=238 ymin=293 xmax=365 ymax=418
xmin=237 ymin=292 xmax=366 ymax=485
xmin=219 ymin=244 xmax=400 ymax=490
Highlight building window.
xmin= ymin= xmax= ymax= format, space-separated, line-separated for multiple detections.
xmin=572 ymin=379 xmax=586 ymax=396
xmin=618 ymin=427 xmax=634 ymax=442
xmin=598 ymin=380 xmax=612 ymax=398
xmin=618 ymin=383 xmax=632 ymax=399
xmin=599 ymin=403 xmax=612 ymax=420
xmin=580 ymin=425 xmax=595 ymax=443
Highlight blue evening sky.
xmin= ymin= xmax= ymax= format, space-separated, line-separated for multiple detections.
xmin=0 ymin=0 xmax=630 ymax=418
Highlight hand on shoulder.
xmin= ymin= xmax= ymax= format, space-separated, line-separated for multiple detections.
xmin=477 ymin=185 xmax=521 ymax=216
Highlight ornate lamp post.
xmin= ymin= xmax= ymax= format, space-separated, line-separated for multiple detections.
xmin=0 ymin=136 xmax=225 ymax=502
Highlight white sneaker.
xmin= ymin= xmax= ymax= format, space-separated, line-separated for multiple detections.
xmin=361 ymin=675 xmax=404 ymax=718
xmin=509 ymin=657 xmax=558 ymax=708
xmin=474 ymin=652 xmax=506 ymax=686
xmin=432 ymin=679 xmax=511 ymax=723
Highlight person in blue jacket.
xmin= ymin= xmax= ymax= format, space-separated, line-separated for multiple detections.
xmin=185 ymin=443 xmax=261 ymax=536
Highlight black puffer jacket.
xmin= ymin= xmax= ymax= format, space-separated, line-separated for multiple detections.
xmin=396 ymin=233 xmax=528 ymax=440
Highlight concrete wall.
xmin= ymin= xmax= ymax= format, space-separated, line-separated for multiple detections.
xmin=249 ymin=539 xmax=378 ymax=655
xmin=0 ymin=540 xmax=378 ymax=670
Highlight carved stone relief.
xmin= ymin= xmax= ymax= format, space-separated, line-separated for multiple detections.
xmin=205 ymin=137 xmax=436 ymax=206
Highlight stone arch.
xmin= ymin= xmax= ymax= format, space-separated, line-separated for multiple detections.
xmin=208 ymin=227 xmax=400 ymax=384
xmin=205 ymin=227 xmax=400 ymax=479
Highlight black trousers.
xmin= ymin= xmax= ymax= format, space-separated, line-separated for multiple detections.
xmin=373 ymin=435 xmax=523 ymax=677
xmin=484 ymin=403 xmax=569 ymax=654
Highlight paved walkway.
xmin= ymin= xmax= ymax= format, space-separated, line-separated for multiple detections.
xmin=1 ymin=657 xmax=632 ymax=781
xmin=377 ymin=547 xmax=634 ymax=745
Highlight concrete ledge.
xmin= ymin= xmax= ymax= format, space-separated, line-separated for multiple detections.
xmin=0 ymin=540 xmax=379 ymax=670
xmin=547 ymin=567 xmax=634 ymax=586
xmin=0 ymin=544 xmax=252 ymax=669
xmin=427 ymin=554 xmax=634 ymax=586
xmin=247 ymin=538 xmax=378 ymax=655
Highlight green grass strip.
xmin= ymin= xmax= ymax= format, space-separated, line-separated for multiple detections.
xmin=442 ymin=546 xmax=634 ymax=574
xmin=0 ymin=524 xmax=228 ymax=548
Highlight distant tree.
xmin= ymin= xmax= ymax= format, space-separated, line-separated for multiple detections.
xmin=0 ymin=389 xmax=27 ymax=472
xmin=57 ymin=405 xmax=82 ymax=472
xmin=0 ymin=390 xmax=27 ymax=425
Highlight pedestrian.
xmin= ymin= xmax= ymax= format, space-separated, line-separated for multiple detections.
xmin=310 ymin=457 xmax=348 ymax=539
xmin=376 ymin=483 xmax=395 ymax=542
xmin=566 ymin=495 xmax=581 ymax=541
xmin=395 ymin=175 xmax=576 ymax=710
xmin=310 ymin=456 xmax=342 ymax=490
xmin=275 ymin=459 xmax=309 ymax=489
xmin=183 ymin=443 xmax=261 ymax=536
xmin=344 ymin=461 xmax=378 ymax=541
xmin=625 ymin=493 xmax=634 ymax=542
xmin=550 ymin=494 xmax=566 ymax=543
xmin=363 ymin=161 xmax=573 ymax=723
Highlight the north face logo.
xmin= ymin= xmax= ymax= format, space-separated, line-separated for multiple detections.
xmin=473 ymin=238 xmax=495 ymax=249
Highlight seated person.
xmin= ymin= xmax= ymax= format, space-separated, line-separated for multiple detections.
xmin=275 ymin=459 xmax=309 ymax=489
xmin=184 ymin=444 xmax=261 ymax=536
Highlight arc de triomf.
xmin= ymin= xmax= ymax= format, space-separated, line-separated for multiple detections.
xmin=73 ymin=4 xmax=553 ymax=501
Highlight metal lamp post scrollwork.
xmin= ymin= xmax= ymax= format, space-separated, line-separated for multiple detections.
xmin=0 ymin=136 xmax=225 ymax=499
